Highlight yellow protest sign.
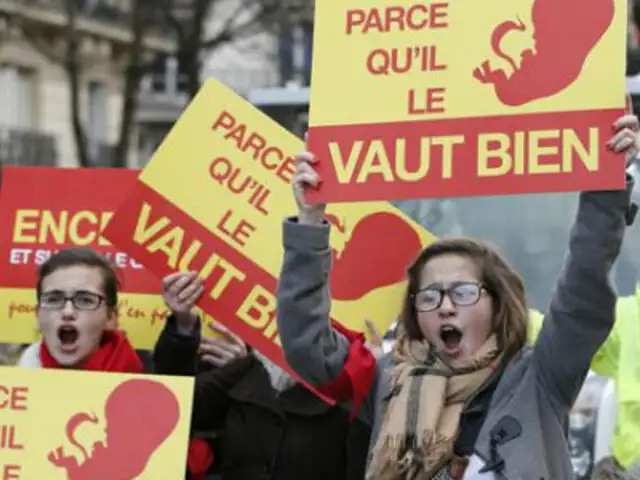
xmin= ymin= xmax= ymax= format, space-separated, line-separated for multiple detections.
xmin=0 ymin=367 xmax=193 ymax=479
xmin=306 ymin=0 xmax=627 ymax=203
xmin=104 ymin=78 xmax=435 ymax=387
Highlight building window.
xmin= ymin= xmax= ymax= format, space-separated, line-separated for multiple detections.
xmin=0 ymin=64 xmax=56 ymax=166
xmin=302 ymin=22 xmax=313 ymax=86
xmin=0 ymin=64 xmax=36 ymax=129
xmin=148 ymin=54 xmax=188 ymax=95
xmin=278 ymin=20 xmax=313 ymax=87
xmin=278 ymin=21 xmax=295 ymax=86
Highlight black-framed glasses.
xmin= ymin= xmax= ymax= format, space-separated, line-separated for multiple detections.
xmin=413 ymin=282 xmax=487 ymax=312
xmin=38 ymin=291 xmax=106 ymax=311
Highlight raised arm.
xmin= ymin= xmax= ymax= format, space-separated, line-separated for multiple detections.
xmin=152 ymin=315 xmax=201 ymax=376
xmin=533 ymin=115 xmax=638 ymax=410
xmin=276 ymin=152 xmax=377 ymax=416
xmin=277 ymin=218 xmax=352 ymax=386
xmin=154 ymin=272 xmax=248 ymax=375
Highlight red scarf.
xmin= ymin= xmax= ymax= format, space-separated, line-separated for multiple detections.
xmin=317 ymin=321 xmax=377 ymax=419
xmin=40 ymin=330 xmax=214 ymax=480
xmin=40 ymin=330 xmax=144 ymax=373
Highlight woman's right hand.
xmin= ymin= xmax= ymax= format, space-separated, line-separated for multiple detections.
xmin=200 ymin=322 xmax=248 ymax=368
xmin=293 ymin=150 xmax=327 ymax=225
xmin=162 ymin=271 xmax=203 ymax=334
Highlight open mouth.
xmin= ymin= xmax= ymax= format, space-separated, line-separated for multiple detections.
xmin=440 ymin=325 xmax=462 ymax=352
xmin=57 ymin=325 xmax=79 ymax=346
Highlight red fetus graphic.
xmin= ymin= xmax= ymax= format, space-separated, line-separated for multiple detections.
xmin=47 ymin=379 xmax=180 ymax=480
xmin=327 ymin=212 xmax=422 ymax=301
xmin=473 ymin=0 xmax=615 ymax=105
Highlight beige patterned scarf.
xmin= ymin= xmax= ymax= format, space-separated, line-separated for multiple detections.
xmin=367 ymin=334 xmax=502 ymax=480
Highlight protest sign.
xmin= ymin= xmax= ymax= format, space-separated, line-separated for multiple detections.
xmin=305 ymin=0 xmax=628 ymax=203
xmin=0 ymin=366 xmax=193 ymax=479
xmin=0 ymin=167 xmax=168 ymax=349
xmin=103 ymin=78 xmax=435 ymax=391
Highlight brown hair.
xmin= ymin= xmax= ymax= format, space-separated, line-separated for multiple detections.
xmin=399 ymin=237 xmax=528 ymax=361
xmin=36 ymin=248 xmax=120 ymax=311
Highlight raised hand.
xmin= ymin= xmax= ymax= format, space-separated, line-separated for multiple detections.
xmin=364 ymin=318 xmax=385 ymax=359
xmin=162 ymin=271 xmax=203 ymax=333
xmin=200 ymin=322 xmax=248 ymax=368
xmin=292 ymin=147 xmax=326 ymax=225
xmin=608 ymin=114 xmax=640 ymax=164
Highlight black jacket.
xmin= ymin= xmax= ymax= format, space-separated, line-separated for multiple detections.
xmin=153 ymin=317 xmax=372 ymax=480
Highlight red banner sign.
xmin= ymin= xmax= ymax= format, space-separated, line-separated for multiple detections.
xmin=0 ymin=167 xmax=168 ymax=349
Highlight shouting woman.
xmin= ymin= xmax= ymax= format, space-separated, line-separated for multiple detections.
xmin=17 ymin=248 xmax=213 ymax=480
xmin=275 ymin=114 xmax=640 ymax=479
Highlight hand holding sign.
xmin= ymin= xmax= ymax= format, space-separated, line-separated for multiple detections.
xmin=305 ymin=0 xmax=627 ymax=203
xmin=609 ymin=114 xmax=640 ymax=162
xmin=102 ymin=78 xmax=436 ymax=399
xmin=364 ymin=319 xmax=384 ymax=359
xmin=293 ymin=151 xmax=326 ymax=225
xmin=162 ymin=272 xmax=203 ymax=334
xmin=200 ymin=322 xmax=248 ymax=368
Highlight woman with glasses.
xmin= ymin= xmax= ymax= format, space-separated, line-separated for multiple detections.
xmin=18 ymin=248 xmax=134 ymax=371
xmin=17 ymin=247 xmax=213 ymax=480
xmin=275 ymin=114 xmax=640 ymax=480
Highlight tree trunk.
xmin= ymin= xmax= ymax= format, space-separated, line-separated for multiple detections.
xmin=629 ymin=0 xmax=638 ymax=49
xmin=65 ymin=0 xmax=91 ymax=167
xmin=185 ymin=48 xmax=202 ymax=99
xmin=113 ymin=0 xmax=148 ymax=167
xmin=185 ymin=0 xmax=209 ymax=99
xmin=113 ymin=65 xmax=143 ymax=168
xmin=184 ymin=45 xmax=202 ymax=100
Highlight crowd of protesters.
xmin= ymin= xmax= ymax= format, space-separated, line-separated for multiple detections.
xmin=0 ymin=110 xmax=636 ymax=479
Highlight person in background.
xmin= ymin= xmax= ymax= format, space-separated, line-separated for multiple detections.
xmin=527 ymin=289 xmax=640 ymax=478
xmin=153 ymin=271 xmax=375 ymax=480
xmin=16 ymin=248 xmax=212 ymax=480
xmin=568 ymin=373 xmax=609 ymax=479
xmin=275 ymin=114 xmax=639 ymax=479
xmin=592 ymin=378 xmax=619 ymax=478
xmin=588 ymin=292 xmax=640 ymax=478
xmin=17 ymin=248 xmax=140 ymax=371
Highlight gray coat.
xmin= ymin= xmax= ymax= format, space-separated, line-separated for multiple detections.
xmin=276 ymin=184 xmax=634 ymax=480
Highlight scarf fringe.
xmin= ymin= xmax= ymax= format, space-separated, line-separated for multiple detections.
xmin=367 ymin=334 xmax=502 ymax=480
xmin=368 ymin=430 xmax=455 ymax=479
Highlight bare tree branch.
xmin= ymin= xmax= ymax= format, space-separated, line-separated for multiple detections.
xmin=162 ymin=0 xmax=187 ymax=44
xmin=168 ymin=0 xmax=295 ymax=98
xmin=20 ymin=2 xmax=94 ymax=166
xmin=64 ymin=0 xmax=91 ymax=167
xmin=113 ymin=0 xmax=156 ymax=167
xmin=181 ymin=0 xmax=211 ymax=97
xmin=32 ymin=0 xmax=166 ymax=168
xmin=201 ymin=0 xmax=283 ymax=50
xmin=38 ymin=0 xmax=304 ymax=165
xmin=202 ymin=0 xmax=250 ymax=47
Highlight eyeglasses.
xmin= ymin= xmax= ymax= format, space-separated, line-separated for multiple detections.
xmin=413 ymin=282 xmax=487 ymax=312
xmin=38 ymin=291 xmax=106 ymax=311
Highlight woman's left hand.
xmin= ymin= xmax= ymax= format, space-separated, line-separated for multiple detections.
xmin=162 ymin=271 xmax=203 ymax=330
xmin=199 ymin=322 xmax=248 ymax=368
xmin=364 ymin=319 xmax=385 ymax=359
xmin=608 ymin=114 xmax=640 ymax=164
